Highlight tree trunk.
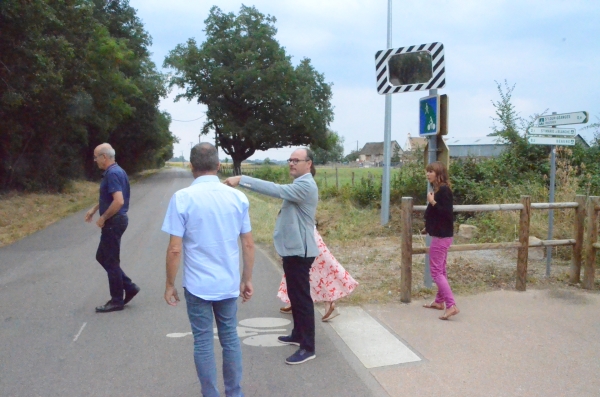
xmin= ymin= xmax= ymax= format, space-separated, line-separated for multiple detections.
xmin=232 ymin=159 xmax=242 ymax=176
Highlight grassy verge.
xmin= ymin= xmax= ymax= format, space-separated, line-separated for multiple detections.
xmin=0 ymin=169 xmax=160 ymax=247
xmin=245 ymin=191 xmax=598 ymax=306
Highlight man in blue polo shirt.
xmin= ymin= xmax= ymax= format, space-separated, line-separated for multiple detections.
xmin=162 ymin=143 xmax=254 ymax=397
xmin=85 ymin=143 xmax=140 ymax=313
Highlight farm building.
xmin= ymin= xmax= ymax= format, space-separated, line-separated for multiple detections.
xmin=404 ymin=133 xmax=427 ymax=151
xmin=358 ymin=141 xmax=403 ymax=164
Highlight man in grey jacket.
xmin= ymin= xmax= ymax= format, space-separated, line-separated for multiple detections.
xmin=225 ymin=148 xmax=318 ymax=365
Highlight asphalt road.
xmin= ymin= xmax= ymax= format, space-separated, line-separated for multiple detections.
xmin=0 ymin=167 xmax=385 ymax=397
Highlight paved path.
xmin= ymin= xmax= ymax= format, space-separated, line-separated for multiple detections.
xmin=1 ymin=167 xmax=599 ymax=396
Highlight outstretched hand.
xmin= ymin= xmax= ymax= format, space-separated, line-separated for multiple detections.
xmin=224 ymin=176 xmax=241 ymax=187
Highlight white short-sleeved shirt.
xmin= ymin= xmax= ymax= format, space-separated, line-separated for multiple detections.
xmin=161 ymin=175 xmax=251 ymax=300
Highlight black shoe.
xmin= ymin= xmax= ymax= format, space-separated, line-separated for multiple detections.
xmin=124 ymin=285 xmax=141 ymax=305
xmin=277 ymin=335 xmax=300 ymax=346
xmin=285 ymin=348 xmax=316 ymax=365
xmin=95 ymin=300 xmax=124 ymax=313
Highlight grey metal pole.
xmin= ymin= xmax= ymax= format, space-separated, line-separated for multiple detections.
xmin=546 ymin=111 xmax=557 ymax=276
xmin=381 ymin=0 xmax=393 ymax=225
xmin=423 ymin=88 xmax=438 ymax=289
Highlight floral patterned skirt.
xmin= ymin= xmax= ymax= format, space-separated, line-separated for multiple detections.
xmin=277 ymin=228 xmax=358 ymax=304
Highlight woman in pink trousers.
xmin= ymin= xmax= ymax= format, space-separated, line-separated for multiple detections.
xmin=422 ymin=161 xmax=459 ymax=320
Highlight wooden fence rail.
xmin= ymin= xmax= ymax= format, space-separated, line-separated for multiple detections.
xmin=400 ymin=194 xmax=598 ymax=303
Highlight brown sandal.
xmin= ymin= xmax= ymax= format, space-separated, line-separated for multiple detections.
xmin=322 ymin=302 xmax=339 ymax=322
xmin=439 ymin=305 xmax=460 ymax=320
xmin=423 ymin=301 xmax=444 ymax=310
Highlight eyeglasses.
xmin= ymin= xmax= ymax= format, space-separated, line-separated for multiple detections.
xmin=286 ymin=158 xmax=310 ymax=165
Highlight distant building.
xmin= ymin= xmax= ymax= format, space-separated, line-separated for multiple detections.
xmin=445 ymin=136 xmax=509 ymax=158
xmin=404 ymin=133 xmax=427 ymax=151
xmin=358 ymin=141 xmax=403 ymax=164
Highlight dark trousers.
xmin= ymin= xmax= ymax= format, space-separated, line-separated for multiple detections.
xmin=96 ymin=215 xmax=134 ymax=305
xmin=282 ymin=255 xmax=316 ymax=352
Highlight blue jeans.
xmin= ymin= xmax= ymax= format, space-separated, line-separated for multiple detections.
xmin=184 ymin=289 xmax=243 ymax=397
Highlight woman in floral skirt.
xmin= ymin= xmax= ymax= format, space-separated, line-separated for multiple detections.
xmin=278 ymin=227 xmax=358 ymax=321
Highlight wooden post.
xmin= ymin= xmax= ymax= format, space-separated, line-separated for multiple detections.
xmin=335 ymin=167 xmax=339 ymax=190
xmin=569 ymin=195 xmax=586 ymax=283
xmin=583 ymin=196 xmax=599 ymax=290
xmin=324 ymin=172 xmax=327 ymax=188
xmin=516 ymin=195 xmax=531 ymax=291
xmin=352 ymin=172 xmax=355 ymax=186
xmin=401 ymin=197 xmax=413 ymax=303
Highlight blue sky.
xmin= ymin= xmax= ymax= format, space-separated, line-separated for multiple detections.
xmin=129 ymin=0 xmax=600 ymax=160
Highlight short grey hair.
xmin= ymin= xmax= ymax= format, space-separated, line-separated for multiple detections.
xmin=190 ymin=143 xmax=219 ymax=172
xmin=98 ymin=145 xmax=116 ymax=159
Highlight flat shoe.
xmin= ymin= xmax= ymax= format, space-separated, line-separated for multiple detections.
xmin=321 ymin=303 xmax=338 ymax=321
xmin=423 ymin=301 xmax=444 ymax=310
xmin=280 ymin=306 xmax=292 ymax=314
xmin=95 ymin=300 xmax=124 ymax=313
xmin=124 ymin=285 xmax=140 ymax=305
xmin=322 ymin=307 xmax=339 ymax=322
xmin=439 ymin=306 xmax=460 ymax=320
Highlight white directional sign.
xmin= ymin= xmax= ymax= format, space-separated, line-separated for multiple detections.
xmin=528 ymin=136 xmax=575 ymax=146
xmin=536 ymin=112 xmax=588 ymax=127
xmin=529 ymin=127 xmax=576 ymax=137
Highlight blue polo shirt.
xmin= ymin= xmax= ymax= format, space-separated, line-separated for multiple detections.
xmin=161 ymin=175 xmax=251 ymax=300
xmin=99 ymin=163 xmax=130 ymax=216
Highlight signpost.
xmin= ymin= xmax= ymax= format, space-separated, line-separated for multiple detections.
xmin=536 ymin=111 xmax=589 ymax=127
xmin=529 ymin=111 xmax=588 ymax=276
xmin=527 ymin=136 xmax=575 ymax=146
xmin=419 ymin=95 xmax=439 ymax=136
xmin=528 ymin=127 xmax=576 ymax=137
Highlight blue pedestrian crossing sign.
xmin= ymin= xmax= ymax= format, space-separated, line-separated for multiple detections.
xmin=419 ymin=95 xmax=439 ymax=136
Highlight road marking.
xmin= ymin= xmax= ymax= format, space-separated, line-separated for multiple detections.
xmin=167 ymin=332 xmax=192 ymax=338
xmin=73 ymin=322 xmax=87 ymax=342
xmin=166 ymin=317 xmax=292 ymax=347
xmin=320 ymin=306 xmax=421 ymax=368
xmin=239 ymin=317 xmax=290 ymax=328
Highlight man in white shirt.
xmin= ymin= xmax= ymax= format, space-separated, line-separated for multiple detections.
xmin=162 ymin=143 xmax=254 ymax=397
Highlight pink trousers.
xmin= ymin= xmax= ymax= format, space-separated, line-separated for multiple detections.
xmin=430 ymin=237 xmax=456 ymax=309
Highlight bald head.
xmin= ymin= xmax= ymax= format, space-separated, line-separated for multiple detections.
xmin=93 ymin=143 xmax=116 ymax=170
xmin=95 ymin=143 xmax=116 ymax=159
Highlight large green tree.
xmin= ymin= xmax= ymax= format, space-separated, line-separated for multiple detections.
xmin=311 ymin=130 xmax=344 ymax=164
xmin=164 ymin=5 xmax=333 ymax=174
xmin=0 ymin=0 xmax=175 ymax=191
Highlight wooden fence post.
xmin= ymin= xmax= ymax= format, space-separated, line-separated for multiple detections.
xmin=569 ymin=195 xmax=587 ymax=283
xmin=352 ymin=172 xmax=355 ymax=186
xmin=335 ymin=167 xmax=339 ymax=190
xmin=324 ymin=172 xmax=327 ymax=187
xmin=401 ymin=197 xmax=413 ymax=303
xmin=516 ymin=195 xmax=531 ymax=291
xmin=583 ymin=196 xmax=599 ymax=290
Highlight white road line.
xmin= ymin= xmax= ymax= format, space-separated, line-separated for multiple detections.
xmin=73 ymin=322 xmax=87 ymax=342
xmin=320 ymin=306 xmax=421 ymax=368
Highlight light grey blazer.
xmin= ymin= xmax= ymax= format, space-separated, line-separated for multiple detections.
xmin=239 ymin=173 xmax=318 ymax=258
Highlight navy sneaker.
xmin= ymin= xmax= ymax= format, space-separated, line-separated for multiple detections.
xmin=277 ymin=335 xmax=300 ymax=346
xmin=285 ymin=348 xmax=316 ymax=365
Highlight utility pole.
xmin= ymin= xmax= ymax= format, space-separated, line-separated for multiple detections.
xmin=381 ymin=0 xmax=392 ymax=225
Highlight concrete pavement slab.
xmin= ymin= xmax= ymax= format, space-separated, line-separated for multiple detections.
xmin=364 ymin=289 xmax=600 ymax=397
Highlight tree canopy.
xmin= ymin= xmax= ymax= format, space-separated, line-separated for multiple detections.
xmin=0 ymin=0 xmax=175 ymax=191
xmin=164 ymin=5 xmax=333 ymax=174
xmin=311 ymin=130 xmax=344 ymax=164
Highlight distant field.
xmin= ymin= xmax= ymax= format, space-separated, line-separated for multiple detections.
xmin=314 ymin=166 xmax=385 ymax=187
